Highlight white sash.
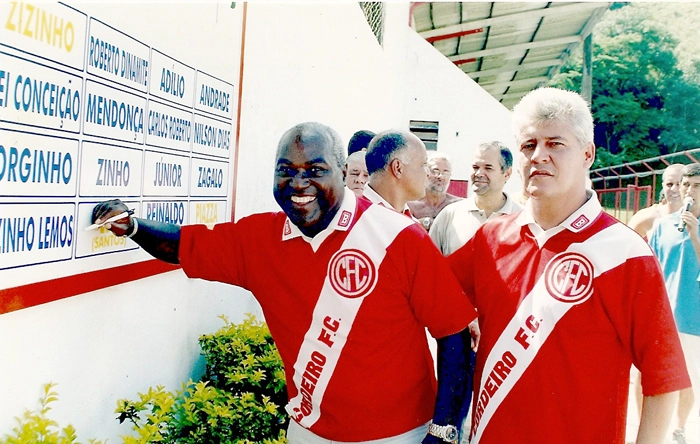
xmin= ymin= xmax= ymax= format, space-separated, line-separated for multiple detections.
xmin=470 ymin=223 xmax=651 ymax=443
xmin=285 ymin=204 xmax=414 ymax=428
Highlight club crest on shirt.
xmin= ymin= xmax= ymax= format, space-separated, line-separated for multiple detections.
xmin=544 ymin=251 xmax=594 ymax=304
xmin=571 ymin=214 xmax=590 ymax=230
xmin=338 ymin=210 xmax=352 ymax=228
xmin=327 ymin=248 xmax=377 ymax=298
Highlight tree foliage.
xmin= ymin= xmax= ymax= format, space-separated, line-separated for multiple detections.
xmin=549 ymin=2 xmax=700 ymax=168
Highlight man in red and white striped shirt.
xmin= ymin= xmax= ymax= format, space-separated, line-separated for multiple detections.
xmin=363 ymin=130 xmax=429 ymax=219
xmin=92 ymin=122 xmax=476 ymax=444
xmin=449 ymin=88 xmax=690 ymax=444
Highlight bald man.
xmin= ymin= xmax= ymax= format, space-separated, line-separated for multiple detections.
xmin=408 ymin=152 xmax=462 ymax=231
xmin=91 ymin=122 xmax=476 ymax=444
xmin=364 ymin=130 xmax=429 ymax=217
xmin=628 ymin=164 xmax=684 ymax=239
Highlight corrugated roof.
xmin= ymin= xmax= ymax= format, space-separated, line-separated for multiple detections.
xmin=413 ymin=2 xmax=611 ymax=109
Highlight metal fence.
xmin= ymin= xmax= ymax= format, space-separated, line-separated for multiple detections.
xmin=596 ymin=185 xmax=651 ymax=224
xmin=591 ymin=148 xmax=700 ymax=221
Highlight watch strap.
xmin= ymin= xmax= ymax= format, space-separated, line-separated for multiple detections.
xmin=428 ymin=423 xmax=459 ymax=443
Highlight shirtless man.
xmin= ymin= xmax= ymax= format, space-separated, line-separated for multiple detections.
xmin=628 ymin=164 xmax=684 ymax=239
xmin=627 ymin=163 xmax=684 ymax=428
xmin=408 ymin=152 xmax=462 ymax=231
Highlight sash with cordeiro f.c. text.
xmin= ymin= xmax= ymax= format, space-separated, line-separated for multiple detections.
xmin=470 ymin=223 xmax=651 ymax=443
xmin=285 ymin=204 xmax=414 ymax=429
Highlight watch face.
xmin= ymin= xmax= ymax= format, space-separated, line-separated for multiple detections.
xmin=445 ymin=426 xmax=459 ymax=441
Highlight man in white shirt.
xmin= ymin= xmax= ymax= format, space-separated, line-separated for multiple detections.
xmin=430 ymin=141 xmax=522 ymax=256
xmin=428 ymin=141 xmax=520 ymax=442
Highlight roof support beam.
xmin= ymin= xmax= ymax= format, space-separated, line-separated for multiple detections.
xmin=426 ymin=27 xmax=484 ymax=43
xmin=483 ymin=76 xmax=550 ymax=92
xmin=448 ymin=35 xmax=580 ymax=63
xmin=496 ymin=91 xmax=533 ymax=102
xmin=419 ymin=2 xmax=607 ymax=41
xmin=454 ymin=58 xmax=477 ymax=66
xmin=467 ymin=58 xmax=564 ymax=79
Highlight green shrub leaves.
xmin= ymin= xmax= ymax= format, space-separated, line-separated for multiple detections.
xmin=115 ymin=314 xmax=288 ymax=444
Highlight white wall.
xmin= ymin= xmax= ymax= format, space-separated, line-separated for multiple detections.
xmin=0 ymin=1 xmax=256 ymax=440
xmin=403 ymin=31 xmax=520 ymax=193
xmin=0 ymin=2 xmax=514 ymax=441
xmin=0 ymin=271 xmax=261 ymax=440
xmin=234 ymin=2 xmax=400 ymax=216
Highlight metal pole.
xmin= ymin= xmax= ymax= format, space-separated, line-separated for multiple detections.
xmin=582 ymin=33 xmax=593 ymax=104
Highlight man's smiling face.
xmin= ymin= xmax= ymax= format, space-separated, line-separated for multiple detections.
xmin=471 ymin=147 xmax=509 ymax=197
xmin=273 ymin=133 xmax=345 ymax=237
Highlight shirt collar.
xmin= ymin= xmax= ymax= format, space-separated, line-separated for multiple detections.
xmin=465 ymin=196 xmax=481 ymax=212
xmin=466 ymin=193 xmax=519 ymax=215
xmin=363 ymin=185 xmax=414 ymax=216
xmin=516 ymin=190 xmax=601 ymax=233
xmin=500 ymin=193 xmax=521 ymax=215
xmin=281 ymin=188 xmax=357 ymax=243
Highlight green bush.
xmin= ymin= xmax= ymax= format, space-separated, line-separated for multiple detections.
xmin=0 ymin=382 xmax=103 ymax=444
xmin=116 ymin=314 xmax=288 ymax=443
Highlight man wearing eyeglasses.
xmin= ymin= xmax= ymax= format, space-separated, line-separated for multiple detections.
xmin=408 ymin=152 xmax=463 ymax=231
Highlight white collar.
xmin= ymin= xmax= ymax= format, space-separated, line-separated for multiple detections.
xmin=281 ymin=188 xmax=357 ymax=251
xmin=363 ymin=185 xmax=414 ymax=216
xmin=515 ymin=190 xmax=601 ymax=247
xmin=466 ymin=192 xmax=519 ymax=214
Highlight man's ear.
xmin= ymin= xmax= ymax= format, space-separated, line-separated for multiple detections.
xmin=342 ymin=164 xmax=348 ymax=179
xmin=583 ymin=142 xmax=595 ymax=169
xmin=504 ymin=167 xmax=512 ymax=181
xmin=389 ymin=158 xmax=403 ymax=179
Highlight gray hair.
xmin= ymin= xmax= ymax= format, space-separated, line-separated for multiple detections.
xmin=428 ymin=151 xmax=452 ymax=170
xmin=512 ymin=87 xmax=594 ymax=148
xmin=476 ymin=141 xmax=513 ymax=172
xmin=277 ymin=122 xmax=345 ymax=169
xmin=366 ymin=130 xmax=412 ymax=175
xmin=345 ymin=150 xmax=366 ymax=165
xmin=682 ymin=163 xmax=700 ymax=178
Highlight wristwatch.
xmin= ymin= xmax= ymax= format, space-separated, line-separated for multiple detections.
xmin=428 ymin=423 xmax=459 ymax=443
